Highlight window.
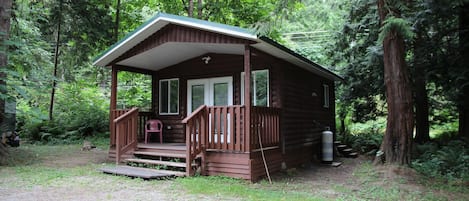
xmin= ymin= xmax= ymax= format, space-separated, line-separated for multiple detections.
xmin=159 ymin=78 xmax=179 ymax=115
xmin=241 ymin=70 xmax=269 ymax=106
xmin=323 ymin=84 xmax=330 ymax=108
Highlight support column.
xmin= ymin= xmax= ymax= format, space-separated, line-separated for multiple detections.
xmin=244 ymin=45 xmax=251 ymax=152
xmin=110 ymin=66 xmax=118 ymax=146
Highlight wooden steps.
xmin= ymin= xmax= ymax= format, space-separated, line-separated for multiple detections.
xmin=133 ymin=151 xmax=186 ymax=158
xmin=103 ymin=143 xmax=201 ymax=179
xmin=335 ymin=142 xmax=358 ymax=158
xmin=124 ymin=158 xmax=194 ymax=168
xmin=100 ymin=165 xmax=185 ymax=179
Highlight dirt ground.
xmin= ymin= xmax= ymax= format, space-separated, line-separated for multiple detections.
xmin=0 ymin=145 xmax=467 ymax=201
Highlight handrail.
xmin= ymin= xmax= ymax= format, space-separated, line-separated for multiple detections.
xmin=114 ymin=108 xmax=139 ymax=164
xmin=184 ymin=105 xmax=208 ymax=176
xmin=182 ymin=105 xmax=207 ymax=123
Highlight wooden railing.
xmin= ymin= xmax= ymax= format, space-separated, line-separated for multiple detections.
xmin=111 ymin=110 xmax=153 ymax=145
xmin=137 ymin=111 xmax=153 ymax=140
xmin=114 ymin=108 xmax=139 ymax=164
xmin=110 ymin=109 xmax=131 ymax=146
xmin=251 ymin=106 xmax=281 ymax=150
xmin=182 ymin=105 xmax=208 ymax=176
xmin=207 ymin=105 xmax=247 ymax=152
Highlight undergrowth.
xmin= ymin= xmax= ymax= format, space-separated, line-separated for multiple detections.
xmin=412 ymin=138 xmax=469 ymax=182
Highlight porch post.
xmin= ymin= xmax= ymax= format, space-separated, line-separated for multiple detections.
xmin=110 ymin=65 xmax=118 ymax=145
xmin=244 ymin=45 xmax=251 ymax=152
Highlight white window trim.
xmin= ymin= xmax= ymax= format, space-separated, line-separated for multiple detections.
xmin=159 ymin=78 xmax=179 ymax=115
xmin=241 ymin=69 xmax=270 ymax=106
xmin=323 ymin=84 xmax=330 ymax=108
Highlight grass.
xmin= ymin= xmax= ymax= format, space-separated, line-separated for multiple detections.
xmin=174 ymin=176 xmax=327 ymax=201
xmin=1 ymin=142 xmax=468 ymax=201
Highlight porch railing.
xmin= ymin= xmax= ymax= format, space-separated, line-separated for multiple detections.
xmin=110 ymin=109 xmax=153 ymax=146
xmin=110 ymin=109 xmax=130 ymax=146
xmin=183 ymin=105 xmax=279 ymax=155
xmin=251 ymin=106 xmax=281 ymax=150
xmin=182 ymin=105 xmax=208 ymax=176
xmin=113 ymin=108 xmax=139 ymax=164
xmin=207 ymin=105 xmax=247 ymax=152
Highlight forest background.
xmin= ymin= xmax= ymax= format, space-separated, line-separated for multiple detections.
xmin=0 ymin=0 xmax=468 ymax=182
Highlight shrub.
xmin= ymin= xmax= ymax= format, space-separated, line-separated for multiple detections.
xmin=412 ymin=139 xmax=469 ymax=181
xmin=16 ymin=81 xmax=109 ymax=143
xmin=337 ymin=132 xmax=383 ymax=155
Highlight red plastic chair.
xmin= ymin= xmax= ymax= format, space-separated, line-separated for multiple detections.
xmin=145 ymin=119 xmax=163 ymax=144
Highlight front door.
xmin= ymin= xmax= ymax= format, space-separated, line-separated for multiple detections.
xmin=187 ymin=76 xmax=233 ymax=115
xmin=187 ymin=76 xmax=233 ymax=143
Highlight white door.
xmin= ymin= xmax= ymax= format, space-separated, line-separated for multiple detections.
xmin=187 ymin=76 xmax=233 ymax=114
xmin=187 ymin=76 xmax=233 ymax=143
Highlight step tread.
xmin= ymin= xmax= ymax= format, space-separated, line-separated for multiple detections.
xmin=337 ymin=145 xmax=348 ymax=148
xmin=342 ymin=148 xmax=353 ymax=152
xmin=134 ymin=151 xmax=186 ymax=158
xmin=99 ymin=165 xmax=185 ymax=179
xmin=125 ymin=158 xmax=194 ymax=168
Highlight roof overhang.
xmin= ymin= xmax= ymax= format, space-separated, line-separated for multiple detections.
xmin=93 ymin=13 xmax=343 ymax=81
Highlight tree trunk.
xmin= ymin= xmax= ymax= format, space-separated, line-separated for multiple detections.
xmin=376 ymin=0 xmax=414 ymax=165
xmin=459 ymin=2 xmax=469 ymax=138
xmin=188 ymin=0 xmax=194 ymax=17
xmin=197 ymin=0 xmax=202 ymax=19
xmin=413 ymin=32 xmax=430 ymax=143
xmin=114 ymin=0 xmax=121 ymax=42
xmin=0 ymin=0 xmax=13 ymax=164
xmin=49 ymin=1 xmax=62 ymax=121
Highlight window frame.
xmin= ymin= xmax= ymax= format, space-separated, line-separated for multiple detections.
xmin=241 ymin=69 xmax=270 ymax=107
xmin=159 ymin=78 xmax=179 ymax=115
xmin=323 ymin=84 xmax=330 ymax=108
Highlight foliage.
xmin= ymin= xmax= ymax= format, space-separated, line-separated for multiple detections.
xmin=16 ymin=82 xmax=108 ymax=143
xmin=377 ymin=16 xmax=415 ymax=43
xmin=412 ymin=139 xmax=469 ymax=181
xmin=338 ymin=132 xmax=383 ymax=156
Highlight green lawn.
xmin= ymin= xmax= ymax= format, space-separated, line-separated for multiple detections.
xmin=1 ymin=142 xmax=466 ymax=201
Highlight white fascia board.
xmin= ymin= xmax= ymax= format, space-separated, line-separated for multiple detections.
xmin=159 ymin=16 xmax=257 ymax=41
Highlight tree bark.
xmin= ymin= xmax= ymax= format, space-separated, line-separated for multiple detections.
xmin=458 ymin=2 xmax=469 ymax=138
xmin=188 ymin=0 xmax=194 ymax=17
xmin=376 ymin=0 xmax=414 ymax=165
xmin=413 ymin=31 xmax=430 ymax=143
xmin=114 ymin=0 xmax=121 ymax=42
xmin=197 ymin=0 xmax=202 ymax=19
xmin=49 ymin=0 xmax=62 ymax=120
xmin=0 ymin=0 xmax=13 ymax=164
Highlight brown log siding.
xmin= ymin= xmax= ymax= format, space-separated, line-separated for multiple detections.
xmin=279 ymin=62 xmax=336 ymax=168
xmin=153 ymin=53 xmax=272 ymax=143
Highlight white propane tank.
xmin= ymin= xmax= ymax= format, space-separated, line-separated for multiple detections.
xmin=322 ymin=128 xmax=333 ymax=163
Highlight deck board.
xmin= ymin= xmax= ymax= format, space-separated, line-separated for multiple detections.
xmin=137 ymin=143 xmax=186 ymax=150
xmin=99 ymin=165 xmax=177 ymax=179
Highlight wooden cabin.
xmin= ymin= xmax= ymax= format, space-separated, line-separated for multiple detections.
xmin=93 ymin=13 xmax=342 ymax=181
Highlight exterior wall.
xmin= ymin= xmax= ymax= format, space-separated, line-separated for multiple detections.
xmin=153 ymin=53 xmax=272 ymax=143
xmin=278 ymin=62 xmax=336 ymax=168
xmin=205 ymin=151 xmax=251 ymax=180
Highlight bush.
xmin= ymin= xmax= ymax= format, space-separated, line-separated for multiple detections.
xmin=16 ymin=81 xmax=109 ymax=143
xmin=337 ymin=132 xmax=383 ymax=155
xmin=412 ymin=139 xmax=469 ymax=181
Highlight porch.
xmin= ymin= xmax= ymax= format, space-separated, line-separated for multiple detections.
xmin=109 ymin=105 xmax=281 ymax=179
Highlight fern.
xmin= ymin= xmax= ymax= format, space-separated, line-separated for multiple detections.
xmin=378 ymin=16 xmax=415 ymax=43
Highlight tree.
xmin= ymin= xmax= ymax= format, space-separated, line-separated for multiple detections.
xmin=458 ymin=1 xmax=469 ymax=138
xmin=0 ymin=0 xmax=12 ymax=163
xmin=376 ymin=0 xmax=414 ymax=165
